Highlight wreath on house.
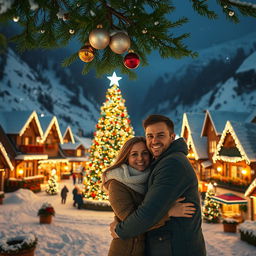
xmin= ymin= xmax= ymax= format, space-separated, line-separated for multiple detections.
xmin=0 ymin=234 xmax=37 ymax=254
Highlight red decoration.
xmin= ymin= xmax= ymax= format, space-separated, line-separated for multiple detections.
xmin=123 ymin=52 xmax=140 ymax=69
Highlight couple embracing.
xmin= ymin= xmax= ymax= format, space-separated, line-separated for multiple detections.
xmin=102 ymin=114 xmax=206 ymax=256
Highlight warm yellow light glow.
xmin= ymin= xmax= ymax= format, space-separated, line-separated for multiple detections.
xmin=217 ymin=167 xmax=222 ymax=172
xmin=18 ymin=169 xmax=24 ymax=175
xmin=213 ymin=182 xmax=217 ymax=186
xmin=51 ymin=169 xmax=57 ymax=175
xmin=191 ymin=153 xmax=195 ymax=157
xmin=64 ymin=166 xmax=69 ymax=170
xmin=241 ymin=169 xmax=247 ymax=175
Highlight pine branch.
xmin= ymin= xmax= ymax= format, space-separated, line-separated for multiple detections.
xmin=1 ymin=0 xmax=256 ymax=77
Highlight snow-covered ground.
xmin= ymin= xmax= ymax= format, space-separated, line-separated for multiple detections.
xmin=0 ymin=179 xmax=255 ymax=256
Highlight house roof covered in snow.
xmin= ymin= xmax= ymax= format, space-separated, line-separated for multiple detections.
xmin=0 ymin=110 xmax=43 ymax=137
xmin=61 ymin=126 xmax=75 ymax=144
xmin=73 ymin=135 xmax=92 ymax=149
xmin=213 ymin=121 xmax=256 ymax=164
xmin=60 ymin=142 xmax=84 ymax=150
xmin=201 ymin=110 xmax=250 ymax=136
xmin=181 ymin=112 xmax=205 ymax=136
xmin=187 ymin=132 xmax=208 ymax=160
xmin=38 ymin=115 xmax=63 ymax=144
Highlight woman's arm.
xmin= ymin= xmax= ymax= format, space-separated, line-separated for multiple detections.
xmin=108 ymin=180 xmax=139 ymax=221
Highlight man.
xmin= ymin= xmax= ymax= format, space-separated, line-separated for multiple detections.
xmin=110 ymin=114 xmax=206 ymax=256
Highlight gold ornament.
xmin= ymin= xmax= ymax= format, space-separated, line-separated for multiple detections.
xmin=89 ymin=25 xmax=110 ymax=50
xmin=78 ymin=43 xmax=95 ymax=63
xmin=109 ymin=32 xmax=131 ymax=54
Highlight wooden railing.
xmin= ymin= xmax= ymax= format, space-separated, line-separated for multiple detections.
xmin=20 ymin=145 xmax=44 ymax=154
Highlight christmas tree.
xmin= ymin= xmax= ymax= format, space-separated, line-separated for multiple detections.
xmin=46 ymin=173 xmax=58 ymax=195
xmin=84 ymin=72 xmax=134 ymax=200
xmin=203 ymin=183 xmax=222 ymax=223
xmin=1 ymin=1 xmax=255 ymax=77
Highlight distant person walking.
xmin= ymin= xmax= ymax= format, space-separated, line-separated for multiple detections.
xmin=72 ymin=173 xmax=76 ymax=185
xmin=72 ymin=186 xmax=78 ymax=207
xmin=60 ymin=185 xmax=69 ymax=204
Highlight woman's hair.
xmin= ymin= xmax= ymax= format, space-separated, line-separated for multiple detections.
xmin=102 ymin=136 xmax=151 ymax=188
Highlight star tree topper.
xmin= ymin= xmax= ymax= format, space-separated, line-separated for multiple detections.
xmin=107 ymin=72 xmax=122 ymax=86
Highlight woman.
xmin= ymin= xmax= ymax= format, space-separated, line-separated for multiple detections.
xmin=102 ymin=136 xmax=195 ymax=256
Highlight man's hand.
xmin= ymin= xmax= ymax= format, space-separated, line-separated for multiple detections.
xmin=168 ymin=197 xmax=196 ymax=217
xmin=109 ymin=219 xmax=119 ymax=239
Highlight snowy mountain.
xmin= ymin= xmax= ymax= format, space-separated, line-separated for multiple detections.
xmin=140 ymin=32 xmax=256 ymax=134
xmin=0 ymin=47 xmax=100 ymax=136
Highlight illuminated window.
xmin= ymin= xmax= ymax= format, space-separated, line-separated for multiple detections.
xmin=24 ymin=136 xmax=31 ymax=145
xmin=77 ymin=149 xmax=82 ymax=157
xmin=209 ymin=140 xmax=216 ymax=153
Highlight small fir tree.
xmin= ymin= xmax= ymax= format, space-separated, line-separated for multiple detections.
xmin=203 ymin=183 xmax=222 ymax=223
xmin=46 ymin=174 xmax=58 ymax=195
xmin=84 ymin=72 xmax=134 ymax=200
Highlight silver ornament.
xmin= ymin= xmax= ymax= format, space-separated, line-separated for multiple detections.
xmin=89 ymin=26 xmax=110 ymax=50
xmin=109 ymin=32 xmax=131 ymax=54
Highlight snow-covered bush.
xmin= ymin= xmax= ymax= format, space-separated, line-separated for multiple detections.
xmin=239 ymin=220 xmax=256 ymax=246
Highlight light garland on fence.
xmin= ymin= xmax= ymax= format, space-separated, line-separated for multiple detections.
xmin=212 ymin=121 xmax=250 ymax=164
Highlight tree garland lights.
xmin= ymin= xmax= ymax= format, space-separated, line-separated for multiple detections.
xmin=83 ymin=73 xmax=134 ymax=200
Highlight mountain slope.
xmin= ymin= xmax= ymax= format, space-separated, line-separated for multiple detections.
xmin=0 ymin=48 xmax=99 ymax=136
xmin=139 ymin=32 xmax=256 ymax=134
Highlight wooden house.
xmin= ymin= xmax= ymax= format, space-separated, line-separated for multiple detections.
xmin=180 ymin=113 xmax=208 ymax=192
xmin=245 ymin=178 xmax=256 ymax=220
xmin=62 ymin=126 xmax=75 ymax=144
xmin=201 ymin=110 xmax=250 ymax=179
xmin=0 ymin=111 xmax=47 ymax=192
xmin=212 ymin=121 xmax=256 ymax=220
xmin=0 ymin=141 xmax=14 ymax=199
xmin=37 ymin=115 xmax=66 ymax=181
xmin=0 ymin=125 xmax=16 ymax=194
xmin=60 ymin=142 xmax=88 ymax=179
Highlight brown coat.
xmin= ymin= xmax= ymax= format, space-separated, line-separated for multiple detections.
xmin=106 ymin=179 xmax=168 ymax=256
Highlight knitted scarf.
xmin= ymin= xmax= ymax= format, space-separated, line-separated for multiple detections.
xmin=104 ymin=164 xmax=150 ymax=195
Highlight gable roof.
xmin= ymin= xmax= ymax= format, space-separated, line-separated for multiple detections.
xmin=187 ymin=132 xmax=208 ymax=160
xmin=212 ymin=121 xmax=256 ymax=164
xmin=0 ymin=110 xmax=43 ymax=137
xmin=181 ymin=112 xmax=205 ymax=137
xmin=201 ymin=110 xmax=250 ymax=137
xmin=38 ymin=115 xmax=63 ymax=144
xmin=62 ymin=126 xmax=75 ymax=144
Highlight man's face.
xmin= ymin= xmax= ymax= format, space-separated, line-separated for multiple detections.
xmin=145 ymin=122 xmax=175 ymax=158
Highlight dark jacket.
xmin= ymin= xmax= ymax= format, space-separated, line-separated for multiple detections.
xmin=115 ymin=138 xmax=206 ymax=256
xmin=72 ymin=187 xmax=78 ymax=201
xmin=61 ymin=186 xmax=69 ymax=198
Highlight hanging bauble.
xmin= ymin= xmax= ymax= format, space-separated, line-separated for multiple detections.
xmin=109 ymin=32 xmax=131 ymax=54
xmin=123 ymin=51 xmax=140 ymax=69
xmin=89 ymin=25 xmax=110 ymax=50
xmin=78 ymin=43 xmax=95 ymax=63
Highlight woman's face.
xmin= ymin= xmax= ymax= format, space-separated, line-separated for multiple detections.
xmin=128 ymin=142 xmax=151 ymax=171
